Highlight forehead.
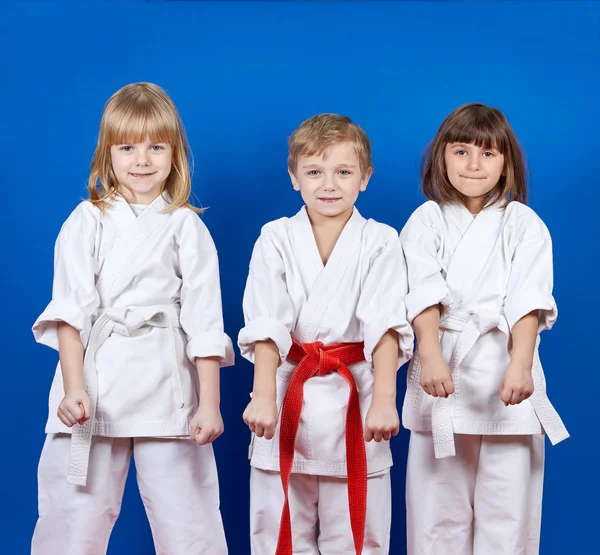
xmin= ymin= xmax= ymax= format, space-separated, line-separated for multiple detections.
xmin=298 ymin=141 xmax=359 ymax=165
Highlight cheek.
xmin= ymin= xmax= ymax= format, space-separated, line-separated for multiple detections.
xmin=161 ymin=154 xmax=173 ymax=174
xmin=444 ymin=158 xmax=457 ymax=176
xmin=111 ymin=156 xmax=126 ymax=175
xmin=296 ymin=178 xmax=318 ymax=193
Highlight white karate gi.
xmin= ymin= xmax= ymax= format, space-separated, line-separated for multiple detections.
xmin=400 ymin=200 xmax=569 ymax=555
xmin=31 ymin=193 xmax=233 ymax=555
xmin=238 ymin=206 xmax=413 ymax=554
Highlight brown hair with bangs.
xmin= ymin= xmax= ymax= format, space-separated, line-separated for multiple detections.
xmin=288 ymin=114 xmax=372 ymax=175
xmin=88 ymin=82 xmax=200 ymax=213
xmin=422 ymin=102 xmax=528 ymax=207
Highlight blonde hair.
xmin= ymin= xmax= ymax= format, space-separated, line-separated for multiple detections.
xmin=88 ymin=82 xmax=201 ymax=213
xmin=288 ymin=114 xmax=372 ymax=175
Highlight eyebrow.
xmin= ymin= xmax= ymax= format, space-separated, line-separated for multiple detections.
xmin=450 ymin=143 xmax=498 ymax=150
xmin=300 ymin=163 xmax=357 ymax=169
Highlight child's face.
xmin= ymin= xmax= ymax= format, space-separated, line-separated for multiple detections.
xmin=444 ymin=142 xmax=505 ymax=210
xmin=289 ymin=141 xmax=371 ymax=220
xmin=110 ymin=138 xmax=172 ymax=204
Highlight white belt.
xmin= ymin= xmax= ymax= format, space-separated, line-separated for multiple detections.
xmin=67 ymin=304 xmax=182 ymax=486
xmin=428 ymin=309 xmax=569 ymax=459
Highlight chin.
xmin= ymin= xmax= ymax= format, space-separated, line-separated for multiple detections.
xmin=316 ymin=206 xmax=348 ymax=217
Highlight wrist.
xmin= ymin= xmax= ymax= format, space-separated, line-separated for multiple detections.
xmin=510 ymin=352 xmax=534 ymax=369
xmin=419 ymin=345 xmax=444 ymax=362
xmin=199 ymin=391 xmax=220 ymax=408
xmin=63 ymin=380 xmax=85 ymax=394
xmin=371 ymin=389 xmax=396 ymax=405
xmin=252 ymin=387 xmax=277 ymax=402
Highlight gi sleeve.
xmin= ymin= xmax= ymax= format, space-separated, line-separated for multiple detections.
xmin=238 ymin=227 xmax=295 ymax=366
xmin=504 ymin=215 xmax=557 ymax=333
xmin=399 ymin=202 xmax=452 ymax=323
xmin=178 ymin=214 xmax=234 ymax=367
xmin=32 ymin=202 xmax=101 ymax=350
xmin=356 ymin=231 xmax=414 ymax=367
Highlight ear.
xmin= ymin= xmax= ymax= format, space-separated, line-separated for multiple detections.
xmin=359 ymin=166 xmax=373 ymax=192
xmin=288 ymin=168 xmax=300 ymax=191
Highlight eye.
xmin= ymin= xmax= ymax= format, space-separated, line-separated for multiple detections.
xmin=455 ymin=149 xmax=467 ymax=156
xmin=482 ymin=151 xmax=495 ymax=157
xmin=307 ymin=170 xmax=320 ymax=176
xmin=151 ymin=145 xmax=165 ymax=152
xmin=119 ymin=145 xmax=133 ymax=152
xmin=338 ymin=169 xmax=351 ymax=176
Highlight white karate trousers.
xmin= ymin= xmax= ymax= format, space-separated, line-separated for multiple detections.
xmin=31 ymin=433 xmax=228 ymax=555
xmin=406 ymin=431 xmax=545 ymax=555
xmin=250 ymin=467 xmax=391 ymax=554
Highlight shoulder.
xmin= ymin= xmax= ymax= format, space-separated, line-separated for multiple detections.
xmin=59 ymin=201 xmax=101 ymax=239
xmin=252 ymin=217 xmax=292 ymax=254
xmin=503 ymin=201 xmax=550 ymax=240
xmin=171 ymin=206 xmax=210 ymax=232
xmin=363 ymin=218 xmax=399 ymax=246
xmin=170 ymin=207 xmax=217 ymax=251
xmin=410 ymin=201 xmax=443 ymax=225
xmin=400 ymin=201 xmax=444 ymax=239
xmin=260 ymin=216 xmax=291 ymax=239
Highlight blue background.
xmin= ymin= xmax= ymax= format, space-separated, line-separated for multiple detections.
xmin=1 ymin=1 xmax=598 ymax=553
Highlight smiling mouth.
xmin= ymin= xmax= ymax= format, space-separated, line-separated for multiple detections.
xmin=460 ymin=175 xmax=486 ymax=180
xmin=130 ymin=172 xmax=156 ymax=178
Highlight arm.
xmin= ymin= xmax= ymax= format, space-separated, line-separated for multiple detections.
xmin=399 ymin=205 xmax=454 ymax=397
xmin=238 ymin=227 xmax=295 ymax=439
xmin=242 ymin=339 xmax=279 ymax=439
xmin=364 ymin=330 xmax=400 ymax=442
xmin=177 ymin=218 xmax=234 ymax=445
xmin=500 ymin=311 xmax=537 ymax=406
xmin=32 ymin=203 xmax=99 ymax=427
xmin=191 ymin=356 xmax=224 ymax=445
xmin=501 ymin=211 xmax=556 ymax=405
xmin=413 ymin=305 xmax=454 ymax=398
xmin=56 ymin=322 xmax=90 ymax=426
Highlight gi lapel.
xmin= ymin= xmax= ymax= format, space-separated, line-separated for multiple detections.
xmin=292 ymin=207 xmax=367 ymax=343
xmin=96 ymin=192 xmax=172 ymax=303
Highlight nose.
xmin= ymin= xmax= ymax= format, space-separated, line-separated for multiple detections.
xmin=322 ymin=173 xmax=335 ymax=191
xmin=136 ymin=147 xmax=150 ymax=166
xmin=466 ymin=153 xmax=479 ymax=171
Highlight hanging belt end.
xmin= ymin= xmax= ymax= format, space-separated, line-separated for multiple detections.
xmin=66 ymin=473 xmax=88 ymax=487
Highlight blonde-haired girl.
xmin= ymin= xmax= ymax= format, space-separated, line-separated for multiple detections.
xmin=31 ymin=82 xmax=232 ymax=554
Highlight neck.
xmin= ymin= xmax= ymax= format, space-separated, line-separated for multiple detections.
xmin=305 ymin=206 xmax=354 ymax=266
xmin=120 ymin=186 xmax=164 ymax=205
xmin=465 ymin=196 xmax=486 ymax=214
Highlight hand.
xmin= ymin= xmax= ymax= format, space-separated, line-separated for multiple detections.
xmin=243 ymin=394 xmax=278 ymax=439
xmin=500 ymin=361 xmax=534 ymax=406
xmin=420 ymin=352 xmax=454 ymax=398
xmin=364 ymin=396 xmax=400 ymax=442
xmin=190 ymin=403 xmax=224 ymax=445
xmin=57 ymin=389 xmax=91 ymax=427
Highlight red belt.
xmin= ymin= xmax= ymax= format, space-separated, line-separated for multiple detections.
xmin=275 ymin=339 xmax=367 ymax=555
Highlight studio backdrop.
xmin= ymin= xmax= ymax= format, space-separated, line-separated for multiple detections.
xmin=1 ymin=1 xmax=597 ymax=553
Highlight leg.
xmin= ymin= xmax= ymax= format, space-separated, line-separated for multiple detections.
xmin=133 ymin=438 xmax=227 ymax=555
xmin=406 ymin=431 xmax=481 ymax=555
xmin=473 ymin=435 xmax=545 ymax=555
xmin=250 ymin=467 xmax=319 ymax=555
xmin=31 ymin=434 xmax=131 ymax=555
xmin=317 ymin=470 xmax=392 ymax=555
